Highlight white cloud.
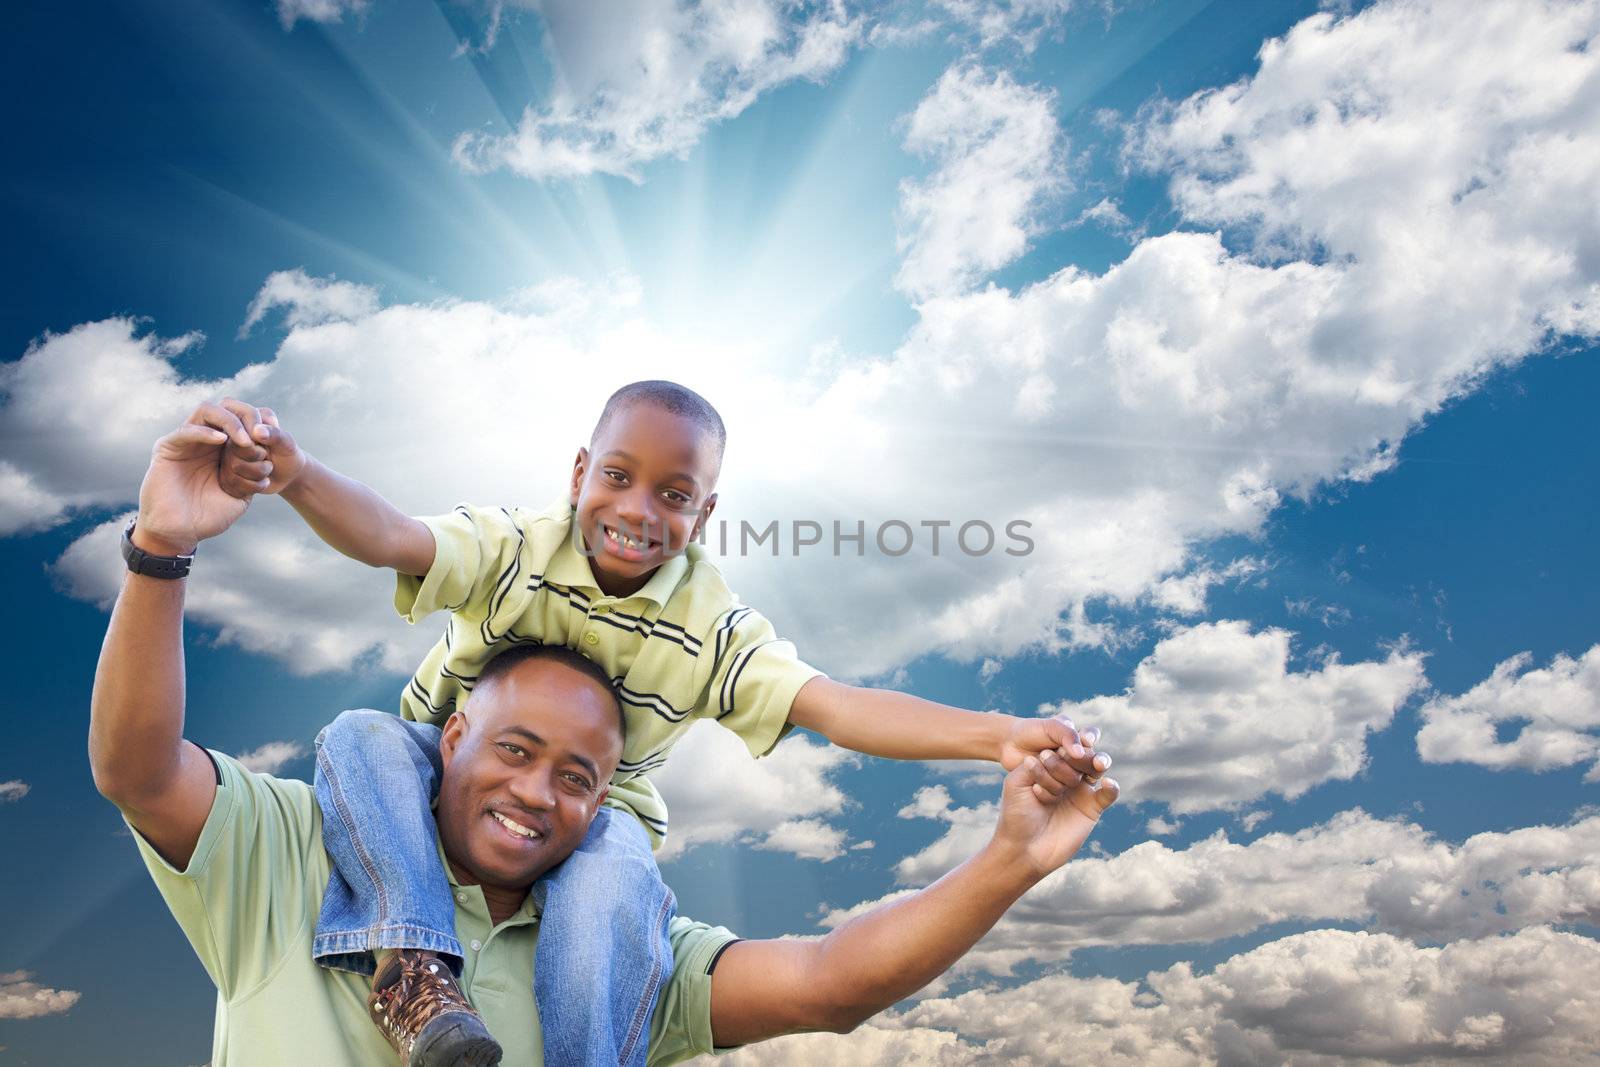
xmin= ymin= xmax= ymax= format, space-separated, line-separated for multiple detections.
xmin=711 ymin=1024 xmax=972 ymax=1067
xmin=897 ymin=784 xmax=954 ymax=821
xmin=653 ymin=722 xmax=859 ymax=861
xmin=0 ymin=463 xmax=65 ymax=538
xmin=1285 ymin=594 xmax=1353 ymax=628
xmin=1072 ymin=196 xmax=1134 ymax=234
xmin=1237 ymin=809 xmax=1268 ymax=833
xmin=799 ymin=0 xmax=1600 ymax=673
xmin=1418 ymin=645 xmax=1600 ymax=779
xmin=0 ymin=780 xmax=29 ymax=802
xmin=0 ymin=971 xmax=81 ymax=1020
xmin=275 ymin=0 xmax=368 ymax=30
xmin=22 ymin=278 xmax=682 ymax=675
xmin=240 ymin=269 xmax=379 ymax=337
xmin=7 ymin=2 xmax=1600 ymax=682
xmin=1130 ymin=0 xmax=1600 ymax=345
xmin=930 ymin=0 xmax=1075 ymax=52
xmin=1043 ymin=620 xmax=1427 ymax=814
xmin=959 ymin=926 xmax=1598 ymax=1067
xmin=1144 ymin=815 xmax=1180 ymax=836
xmin=51 ymin=509 xmax=419 ymax=676
xmin=235 ymin=740 xmax=310 ymax=775
xmin=845 ymin=805 xmax=1600 ymax=975
xmin=895 ymin=65 xmax=1065 ymax=300
xmin=1146 ymin=557 xmax=1263 ymax=616
xmin=0 ymin=321 xmax=265 ymax=536
xmin=753 ymin=817 xmax=849 ymax=861
xmin=453 ymin=1 xmax=860 ymax=182
xmin=712 ymin=927 xmax=1600 ymax=1067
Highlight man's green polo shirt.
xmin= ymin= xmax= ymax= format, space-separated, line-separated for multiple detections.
xmin=133 ymin=751 xmax=736 ymax=1067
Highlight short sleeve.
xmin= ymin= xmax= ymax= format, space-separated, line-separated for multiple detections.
xmin=130 ymin=753 xmax=322 ymax=1000
xmin=645 ymin=917 xmax=741 ymax=1067
xmin=394 ymin=504 xmax=525 ymax=624
xmin=696 ymin=607 xmax=824 ymax=759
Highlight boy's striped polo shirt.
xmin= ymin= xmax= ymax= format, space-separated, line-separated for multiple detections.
xmin=395 ymin=499 xmax=824 ymax=847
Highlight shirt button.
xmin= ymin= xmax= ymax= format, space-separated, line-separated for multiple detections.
xmin=457 ymin=892 xmax=467 ymax=903
xmin=470 ymin=939 xmax=482 ymax=951
xmin=583 ymin=632 xmax=599 ymax=646
xmin=593 ymin=605 xmax=611 ymax=615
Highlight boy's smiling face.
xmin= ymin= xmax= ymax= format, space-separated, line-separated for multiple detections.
xmin=570 ymin=400 xmax=720 ymax=597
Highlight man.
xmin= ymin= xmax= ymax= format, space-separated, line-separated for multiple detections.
xmin=90 ymin=404 xmax=1121 ymax=1066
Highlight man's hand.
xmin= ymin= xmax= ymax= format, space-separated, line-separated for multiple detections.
xmin=999 ymin=712 xmax=1112 ymax=781
xmin=135 ymin=403 xmax=262 ymax=554
xmin=217 ymin=400 xmax=308 ymax=499
xmin=708 ymin=724 xmax=1123 ymax=1046
xmin=995 ymin=729 xmax=1120 ymax=880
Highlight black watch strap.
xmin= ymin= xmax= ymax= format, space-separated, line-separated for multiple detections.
xmin=121 ymin=520 xmax=194 ymax=579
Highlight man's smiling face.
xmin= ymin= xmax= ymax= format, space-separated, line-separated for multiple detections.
xmin=434 ymin=656 xmax=623 ymax=895
xmin=569 ymin=400 xmax=721 ymax=597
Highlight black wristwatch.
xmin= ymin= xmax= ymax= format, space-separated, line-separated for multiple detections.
xmin=121 ymin=520 xmax=195 ymax=579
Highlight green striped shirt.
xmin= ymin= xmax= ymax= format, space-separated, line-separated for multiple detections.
xmin=396 ymin=500 xmax=824 ymax=846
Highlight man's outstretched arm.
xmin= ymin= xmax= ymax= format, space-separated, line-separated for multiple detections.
xmin=89 ymin=407 xmax=254 ymax=868
xmin=707 ymin=751 xmax=1120 ymax=1045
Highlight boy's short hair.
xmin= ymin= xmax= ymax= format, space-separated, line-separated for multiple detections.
xmin=593 ymin=380 xmax=726 ymax=466
xmin=475 ymin=642 xmax=625 ymax=740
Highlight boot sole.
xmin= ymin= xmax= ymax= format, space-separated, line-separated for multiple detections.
xmin=410 ymin=1011 xmax=503 ymax=1067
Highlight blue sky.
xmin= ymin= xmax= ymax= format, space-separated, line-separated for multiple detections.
xmin=3 ymin=1 xmax=1599 ymax=1064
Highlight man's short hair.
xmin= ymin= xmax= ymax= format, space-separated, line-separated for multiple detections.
xmin=475 ymin=643 xmax=625 ymax=741
xmin=592 ymin=380 xmax=727 ymax=465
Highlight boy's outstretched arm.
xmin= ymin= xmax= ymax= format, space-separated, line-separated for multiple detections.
xmin=788 ymin=677 xmax=1110 ymax=775
xmin=215 ymin=399 xmax=436 ymax=577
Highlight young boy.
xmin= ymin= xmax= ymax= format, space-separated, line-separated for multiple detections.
xmin=217 ymin=382 xmax=1108 ymax=1067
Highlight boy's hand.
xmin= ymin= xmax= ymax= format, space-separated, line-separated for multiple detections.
xmin=999 ymin=714 xmax=1112 ymax=782
xmin=994 ymin=735 xmax=1120 ymax=879
xmin=136 ymin=403 xmax=258 ymax=553
xmin=217 ymin=400 xmax=308 ymax=499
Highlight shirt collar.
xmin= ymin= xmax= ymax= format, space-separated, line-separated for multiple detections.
xmin=546 ymin=501 xmax=690 ymax=608
xmin=436 ymin=831 xmax=540 ymax=925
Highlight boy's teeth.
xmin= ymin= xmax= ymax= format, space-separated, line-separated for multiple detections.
xmin=606 ymin=527 xmax=645 ymax=548
xmin=492 ymin=811 xmax=540 ymax=839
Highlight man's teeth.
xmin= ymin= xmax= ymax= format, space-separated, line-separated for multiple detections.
xmin=492 ymin=811 xmax=541 ymax=839
xmin=606 ymin=527 xmax=647 ymax=549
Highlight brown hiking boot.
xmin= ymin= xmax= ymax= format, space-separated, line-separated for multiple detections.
xmin=368 ymin=950 xmax=502 ymax=1067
